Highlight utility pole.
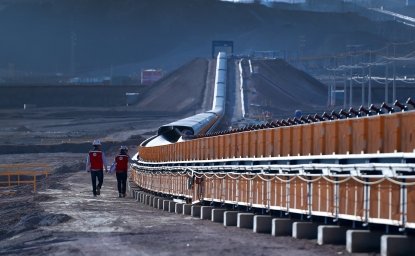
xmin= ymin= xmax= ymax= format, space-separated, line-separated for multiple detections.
xmin=70 ymin=31 xmax=77 ymax=76
xmin=349 ymin=66 xmax=353 ymax=108
xmin=385 ymin=64 xmax=389 ymax=104
xmin=328 ymin=71 xmax=332 ymax=106
xmin=385 ymin=46 xmax=389 ymax=104
xmin=392 ymin=44 xmax=396 ymax=102
xmin=368 ymin=50 xmax=372 ymax=106
xmin=361 ymin=66 xmax=365 ymax=107
xmin=332 ymin=70 xmax=336 ymax=106
xmin=343 ymin=72 xmax=347 ymax=109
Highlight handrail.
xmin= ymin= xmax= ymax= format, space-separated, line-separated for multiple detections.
xmin=0 ymin=164 xmax=51 ymax=193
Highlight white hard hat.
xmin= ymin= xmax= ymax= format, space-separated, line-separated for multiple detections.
xmin=92 ymin=139 xmax=101 ymax=146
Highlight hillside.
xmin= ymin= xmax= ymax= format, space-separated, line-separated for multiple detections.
xmin=0 ymin=58 xmax=211 ymax=116
xmin=245 ymin=59 xmax=328 ymax=119
xmin=0 ymin=0 xmax=406 ymax=76
xmin=136 ymin=58 xmax=210 ymax=114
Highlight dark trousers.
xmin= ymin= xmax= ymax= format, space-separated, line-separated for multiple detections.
xmin=91 ymin=170 xmax=103 ymax=195
xmin=116 ymin=172 xmax=127 ymax=194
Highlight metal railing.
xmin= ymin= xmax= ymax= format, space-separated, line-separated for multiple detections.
xmin=131 ymin=164 xmax=415 ymax=229
xmin=0 ymin=164 xmax=51 ymax=193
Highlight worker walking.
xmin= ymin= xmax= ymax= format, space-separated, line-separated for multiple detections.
xmin=111 ymin=146 xmax=130 ymax=198
xmin=86 ymin=140 xmax=108 ymax=197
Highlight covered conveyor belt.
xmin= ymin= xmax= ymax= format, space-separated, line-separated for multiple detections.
xmin=132 ymin=47 xmax=415 ymax=232
xmin=133 ymin=98 xmax=415 ymax=231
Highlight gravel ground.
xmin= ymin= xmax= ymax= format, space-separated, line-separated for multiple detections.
xmin=0 ymin=154 xmax=360 ymax=256
xmin=0 ymin=57 xmax=376 ymax=255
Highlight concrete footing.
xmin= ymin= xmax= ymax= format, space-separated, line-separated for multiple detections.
xmin=212 ymin=209 xmax=226 ymax=223
xmin=145 ymin=195 xmax=150 ymax=205
xmin=292 ymin=222 xmax=319 ymax=239
xmin=191 ymin=205 xmax=201 ymax=218
xmin=346 ymin=230 xmax=382 ymax=253
xmin=175 ymin=203 xmax=183 ymax=214
xmin=224 ymin=211 xmax=238 ymax=227
xmin=129 ymin=188 xmax=135 ymax=198
xmin=201 ymin=206 xmax=213 ymax=220
xmin=317 ymin=225 xmax=347 ymax=245
xmin=272 ymin=218 xmax=293 ymax=236
xmin=163 ymin=200 xmax=170 ymax=211
xmin=158 ymin=199 xmax=164 ymax=210
xmin=253 ymin=215 xmax=272 ymax=234
xmin=381 ymin=235 xmax=415 ymax=256
xmin=153 ymin=197 xmax=159 ymax=208
xmin=169 ymin=201 xmax=176 ymax=213
xmin=183 ymin=204 xmax=192 ymax=215
xmin=148 ymin=196 xmax=154 ymax=207
xmin=237 ymin=213 xmax=254 ymax=229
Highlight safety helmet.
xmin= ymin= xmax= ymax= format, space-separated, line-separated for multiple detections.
xmin=92 ymin=139 xmax=101 ymax=146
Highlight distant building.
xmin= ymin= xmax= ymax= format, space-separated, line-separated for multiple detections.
xmin=68 ymin=76 xmax=111 ymax=85
xmin=141 ymin=69 xmax=163 ymax=85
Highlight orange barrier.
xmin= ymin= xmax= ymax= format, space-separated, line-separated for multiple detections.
xmin=0 ymin=164 xmax=51 ymax=193
xmin=338 ymin=178 xmax=364 ymax=219
xmin=139 ymin=111 xmax=415 ymax=162
xmin=301 ymin=124 xmax=313 ymax=156
xmin=281 ymin=127 xmax=292 ymax=156
xmin=257 ymin=130 xmax=265 ymax=157
xmin=324 ymin=121 xmax=338 ymax=155
xmin=272 ymin=128 xmax=282 ymax=157
xmin=337 ymin=119 xmax=352 ymax=154
xmin=401 ymin=112 xmax=415 ymax=153
xmin=369 ymin=179 xmax=401 ymax=224
xmin=132 ymin=168 xmax=415 ymax=229
xmin=242 ymin=132 xmax=249 ymax=158
xmin=264 ymin=129 xmax=274 ymax=157
xmin=383 ymin=114 xmax=401 ymax=153
xmin=312 ymin=122 xmax=325 ymax=155
xmin=292 ymin=125 xmax=302 ymax=156
xmin=249 ymin=131 xmax=257 ymax=158
xmin=352 ymin=118 xmax=368 ymax=154
xmin=228 ymin=133 xmax=236 ymax=159
xmin=367 ymin=115 xmax=383 ymax=153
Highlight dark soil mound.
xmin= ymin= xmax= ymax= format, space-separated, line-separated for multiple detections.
xmin=136 ymin=58 xmax=209 ymax=114
xmin=246 ymin=59 xmax=327 ymax=118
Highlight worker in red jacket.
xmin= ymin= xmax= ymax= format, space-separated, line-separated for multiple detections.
xmin=111 ymin=146 xmax=130 ymax=198
xmin=86 ymin=139 xmax=108 ymax=197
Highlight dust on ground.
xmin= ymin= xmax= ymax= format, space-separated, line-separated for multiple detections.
xmin=0 ymin=58 xmax=368 ymax=255
xmin=0 ymin=154 xmax=354 ymax=256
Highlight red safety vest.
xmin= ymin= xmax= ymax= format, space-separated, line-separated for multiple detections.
xmin=89 ymin=151 xmax=103 ymax=170
xmin=115 ymin=155 xmax=128 ymax=173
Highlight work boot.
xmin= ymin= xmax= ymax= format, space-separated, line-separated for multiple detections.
xmin=119 ymin=193 xmax=122 ymax=198
xmin=97 ymin=188 xmax=100 ymax=195
xmin=123 ymin=193 xmax=126 ymax=198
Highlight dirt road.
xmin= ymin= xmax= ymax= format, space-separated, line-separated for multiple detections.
xmin=0 ymin=159 xmax=353 ymax=256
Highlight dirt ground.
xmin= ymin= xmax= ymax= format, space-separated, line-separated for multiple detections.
xmin=0 ymin=153 xmax=356 ymax=256
xmin=0 ymin=58 xmax=376 ymax=255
